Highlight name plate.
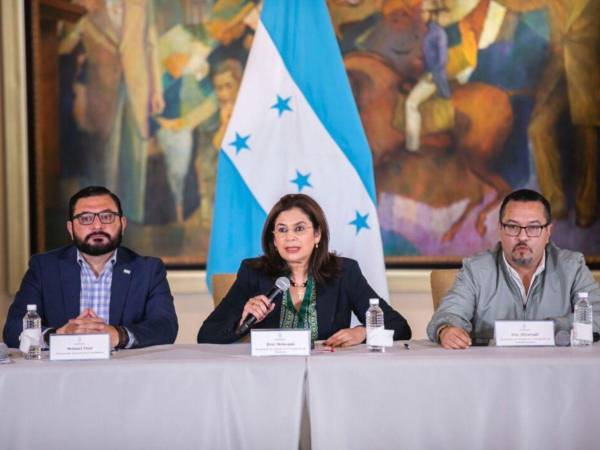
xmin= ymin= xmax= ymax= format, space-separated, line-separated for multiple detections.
xmin=494 ymin=320 xmax=555 ymax=347
xmin=50 ymin=333 xmax=111 ymax=360
xmin=251 ymin=329 xmax=311 ymax=356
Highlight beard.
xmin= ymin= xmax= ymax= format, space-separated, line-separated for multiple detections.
xmin=511 ymin=242 xmax=533 ymax=267
xmin=73 ymin=230 xmax=122 ymax=256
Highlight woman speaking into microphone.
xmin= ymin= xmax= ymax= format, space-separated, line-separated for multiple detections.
xmin=197 ymin=194 xmax=411 ymax=346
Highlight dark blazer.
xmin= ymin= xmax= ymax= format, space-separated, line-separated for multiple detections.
xmin=197 ymin=257 xmax=411 ymax=343
xmin=2 ymin=245 xmax=178 ymax=348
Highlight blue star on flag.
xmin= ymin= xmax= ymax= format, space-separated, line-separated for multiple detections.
xmin=229 ymin=132 xmax=251 ymax=154
xmin=271 ymin=95 xmax=292 ymax=117
xmin=349 ymin=211 xmax=370 ymax=235
xmin=291 ymin=170 xmax=312 ymax=192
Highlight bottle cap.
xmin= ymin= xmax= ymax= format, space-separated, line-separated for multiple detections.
xmin=26 ymin=304 xmax=37 ymax=311
xmin=578 ymin=292 xmax=589 ymax=299
xmin=369 ymin=298 xmax=380 ymax=305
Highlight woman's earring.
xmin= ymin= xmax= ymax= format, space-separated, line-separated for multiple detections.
xmin=315 ymin=243 xmax=319 ymax=249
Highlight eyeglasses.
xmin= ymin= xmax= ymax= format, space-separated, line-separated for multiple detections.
xmin=501 ymin=222 xmax=549 ymax=237
xmin=72 ymin=211 xmax=121 ymax=225
xmin=273 ymin=224 xmax=313 ymax=237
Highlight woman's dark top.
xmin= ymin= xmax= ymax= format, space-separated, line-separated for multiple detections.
xmin=197 ymin=257 xmax=411 ymax=343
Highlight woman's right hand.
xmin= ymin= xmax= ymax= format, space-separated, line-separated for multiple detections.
xmin=240 ymin=295 xmax=275 ymax=326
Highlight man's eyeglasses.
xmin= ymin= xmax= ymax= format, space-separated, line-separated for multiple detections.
xmin=273 ymin=224 xmax=313 ymax=237
xmin=71 ymin=211 xmax=121 ymax=225
xmin=501 ymin=222 xmax=549 ymax=237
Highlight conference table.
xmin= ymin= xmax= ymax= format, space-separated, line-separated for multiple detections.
xmin=2 ymin=341 xmax=599 ymax=450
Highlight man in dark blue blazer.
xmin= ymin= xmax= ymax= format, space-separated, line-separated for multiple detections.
xmin=2 ymin=186 xmax=178 ymax=349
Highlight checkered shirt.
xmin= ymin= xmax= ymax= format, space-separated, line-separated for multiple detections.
xmin=77 ymin=250 xmax=118 ymax=322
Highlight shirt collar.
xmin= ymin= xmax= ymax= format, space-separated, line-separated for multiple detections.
xmin=502 ymin=249 xmax=546 ymax=303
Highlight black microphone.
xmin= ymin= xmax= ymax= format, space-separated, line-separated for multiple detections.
xmin=555 ymin=330 xmax=571 ymax=347
xmin=0 ymin=343 xmax=8 ymax=361
xmin=236 ymin=276 xmax=290 ymax=336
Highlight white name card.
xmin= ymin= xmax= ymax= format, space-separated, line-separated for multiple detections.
xmin=367 ymin=328 xmax=394 ymax=347
xmin=251 ymin=329 xmax=311 ymax=356
xmin=494 ymin=320 xmax=555 ymax=347
xmin=50 ymin=333 xmax=111 ymax=360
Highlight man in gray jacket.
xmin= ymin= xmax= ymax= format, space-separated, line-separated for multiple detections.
xmin=428 ymin=189 xmax=600 ymax=349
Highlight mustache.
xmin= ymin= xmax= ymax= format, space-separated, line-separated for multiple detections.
xmin=85 ymin=231 xmax=111 ymax=241
xmin=512 ymin=241 xmax=532 ymax=252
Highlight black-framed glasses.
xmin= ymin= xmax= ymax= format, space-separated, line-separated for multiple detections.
xmin=72 ymin=211 xmax=121 ymax=225
xmin=501 ymin=222 xmax=549 ymax=237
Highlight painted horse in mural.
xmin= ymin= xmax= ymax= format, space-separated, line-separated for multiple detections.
xmin=343 ymin=0 xmax=513 ymax=242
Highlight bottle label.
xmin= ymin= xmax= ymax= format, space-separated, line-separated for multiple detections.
xmin=573 ymin=322 xmax=593 ymax=342
xmin=367 ymin=328 xmax=393 ymax=347
xmin=19 ymin=328 xmax=41 ymax=354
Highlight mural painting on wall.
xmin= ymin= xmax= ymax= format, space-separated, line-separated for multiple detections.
xmin=56 ymin=0 xmax=258 ymax=264
xmin=52 ymin=0 xmax=600 ymax=265
xmin=332 ymin=0 xmax=600 ymax=262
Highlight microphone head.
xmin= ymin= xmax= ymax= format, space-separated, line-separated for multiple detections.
xmin=275 ymin=276 xmax=291 ymax=291
xmin=0 ymin=343 xmax=8 ymax=361
xmin=555 ymin=330 xmax=571 ymax=347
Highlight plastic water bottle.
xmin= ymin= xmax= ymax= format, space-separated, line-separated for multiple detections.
xmin=572 ymin=292 xmax=593 ymax=347
xmin=366 ymin=298 xmax=385 ymax=353
xmin=22 ymin=304 xmax=42 ymax=360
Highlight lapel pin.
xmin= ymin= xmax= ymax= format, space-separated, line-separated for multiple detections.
xmin=123 ymin=269 xmax=131 ymax=274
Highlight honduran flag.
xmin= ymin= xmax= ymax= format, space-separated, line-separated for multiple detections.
xmin=207 ymin=0 xmax=388 ymax=298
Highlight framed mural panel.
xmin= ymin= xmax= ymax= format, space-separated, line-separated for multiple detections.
xmin=28 ymin=0 xmax=600 ymax=267
xmin=331 ymin=0 xmax=600 ymax=265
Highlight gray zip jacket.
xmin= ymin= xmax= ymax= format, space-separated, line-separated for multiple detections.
xmin=427 ymin=242 xmax=600 ymax=342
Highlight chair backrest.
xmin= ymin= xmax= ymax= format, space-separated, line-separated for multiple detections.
xmin=430 ymin=269 xmax=459 ymax=311
xmin=211 ymin=274 xmax=237 ymax=308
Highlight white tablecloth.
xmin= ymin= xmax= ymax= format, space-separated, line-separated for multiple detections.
xmin=307 ymin=340 xmax=600 ymax=450
xmin=0 ymin=344 xmax=306 ymax=450
xmin=3 ymin=341 xmax=600 ymax=450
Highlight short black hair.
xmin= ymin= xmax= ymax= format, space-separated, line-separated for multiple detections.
xmin=68 ymin=186 xmax=122 ymax=219
xmin=498 ymin=189 xmax=551 ymax=224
